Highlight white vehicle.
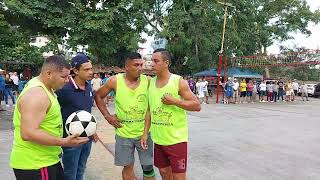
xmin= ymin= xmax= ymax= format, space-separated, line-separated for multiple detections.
xmin=306 ymin=84 xmax=316 ymax=96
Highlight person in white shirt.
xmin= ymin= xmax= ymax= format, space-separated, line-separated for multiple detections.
xmin=201 ymin=77 xmax=209 ymax=104
xmin=10 ymin=72 xmax=19 ymax=96
xmin=259 ymin=80 xmax=267 ymax=102
xmin=232 ymin=79 xmax=239 ymax=103
xmin=91 ymin=73 xmax=102 ymax=94
xmin=196 ymin=78 xmax=204 ymax=104
xmin=300 ymin=82 xmax=309 ymax=101
xmin=292 ymin=79 xmax=299 ymax=101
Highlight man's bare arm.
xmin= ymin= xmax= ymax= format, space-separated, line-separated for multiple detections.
xmin=176 ymin=78 xmax=201 ymax=111
xmin=20 ymin=87 xmax=88 ymax=147
xmin=94 ymin=76 xmax=116 ymax=119
xmin=94 ymin=76 xmax=122 ymax=128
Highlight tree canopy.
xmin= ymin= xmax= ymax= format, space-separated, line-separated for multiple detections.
xmin=1 ymin=0 xmax=319 ymax=75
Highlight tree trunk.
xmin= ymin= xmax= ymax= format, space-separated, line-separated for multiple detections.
xmin=195 ymin=41 xmax=199 ymax=60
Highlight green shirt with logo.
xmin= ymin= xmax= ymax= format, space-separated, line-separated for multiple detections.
xmin=115 ymin=74 xmax=149 ymax=138
xmin=149 ymin=74 xmax=188 ymax=145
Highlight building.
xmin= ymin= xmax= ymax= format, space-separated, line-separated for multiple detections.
xmin=151 ymin=38 xmax=168 ymax=50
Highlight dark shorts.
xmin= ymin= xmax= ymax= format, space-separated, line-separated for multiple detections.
xmin=240 ymin=91 xmax=246 ymax=97
xmin=260 ymin=91 xmax=266 ymax=96
xmin=154 ymin=142 xmax=187 ymax=173
xmin=13 ymin=85 xmax=18 ymax=91
xmin=13 ymin=162 xmax=64 ymax=180
xmin=0 ymin=90 xmax=3 ymax=101
xmin=246 ymin=91 xmax=253 ymax=97
xmin=294 ymin=90 xmax=298 ymax=96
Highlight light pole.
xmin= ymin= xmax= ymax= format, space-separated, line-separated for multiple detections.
xmin=216 ymin=0 xmax=235 ymax=103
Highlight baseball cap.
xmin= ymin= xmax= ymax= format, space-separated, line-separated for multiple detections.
xmin=71 ymin=54 xmax=90 ymax=69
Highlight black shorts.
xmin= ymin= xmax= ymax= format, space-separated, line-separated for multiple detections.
xmin=13 ymin=162 xmax=64 ymax=180
xmin=13 ymin=85 xmax=18 ymax=91
xmin=240 ymin=91 xmax=246 ymax=97
xmin=294 ymin=90 xmax=298 ymax=96
xmin=0 ymin=90 xmax=3 ymax=101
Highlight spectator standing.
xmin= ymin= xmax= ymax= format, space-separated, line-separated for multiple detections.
xmin=252 ymin=80 xmax=258 ymax=102
xmin=239 ymin=79 xmax=247 ymax=103
xmin=273 ymin=82 xmax=279 ymax=102
xmin=286 ymin=80 xmax=293 ymax=102
xmin=259 ymin=80 xmax=267 ymax=102
xmin=267 ymin=82 xmax=274 ymax=102
xmin=10 ymin=72 xmax=19 ymax=96
xmin=0 ymin=69 xmax=5 ymax=111
xmin=4 ymin=73 xmax=16 ymax=107
xmin=233 ymin=79 xmax=239 ymax=103
xmin=292 ymin=79 xmax=299 ymax=101
xmin=246 ymin=80 xmax=254 ymax=103
xmin=201 ymin=77 xmax=209 ymax=104
xmin=278 ymin=80 xmax=285 ymax=101
xmin=91 ymin=73 xmax=102 ymax=94
xmin=225 ymin=77 xmax=233 ymax=104
xmin=188 ymin=77 xmax=196 ymax=94
xmin=196 ymin=78 xmax=204 ymax=104
xmin=300 ymin=82 xmax=309 ymax=101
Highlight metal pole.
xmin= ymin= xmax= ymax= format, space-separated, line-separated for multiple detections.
xmin=216 ymin=0 xmax=230 ymax=103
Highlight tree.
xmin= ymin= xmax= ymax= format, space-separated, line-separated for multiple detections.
xmin=0 ymin=3 xmax=43 ymax=67
xmin=154 ymin=0 xmax=320 ymax=74
xmin=3 ymin=0 xmax=156 ymax=64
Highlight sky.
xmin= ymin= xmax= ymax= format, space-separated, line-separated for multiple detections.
xmin=140 ymin=0 xmax=320 ymax=55
xmin=268 ymin=0 xmax=320 ymax=54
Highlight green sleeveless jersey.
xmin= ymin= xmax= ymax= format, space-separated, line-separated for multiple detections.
xmin=10 ymin=77 xmax=63 ymax=169
xmin=115 ymin=74 xmax=148 ymax=138
xmin=149 ymin=74 xmax=188 ymax=145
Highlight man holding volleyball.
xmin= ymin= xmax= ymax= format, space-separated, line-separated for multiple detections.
xmin=56 ymin=53 xmax=97 ymax=180
xmin=10 ymin=55 xmax=89 ymax=180
xmin=95 ymin=52 xmax=155 ymax=180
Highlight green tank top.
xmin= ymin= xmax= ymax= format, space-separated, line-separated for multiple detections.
xmin=115 ymin=74 xmax=149 ymax=138
xmin=10 ymin=77 xmax=63 ymax=169
xmin=149 ymin=74 xmax=188 ymax=145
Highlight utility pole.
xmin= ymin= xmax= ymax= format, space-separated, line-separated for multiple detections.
xmin=216 ymin=0 xmax=235 ymax=104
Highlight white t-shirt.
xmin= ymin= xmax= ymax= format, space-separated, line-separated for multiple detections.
xmin=259 ymin=83 xmax=267 ymax=91
xmin=292 ymin=82 xmax=299 ymax=90
xmin=91 ymin=78 xmax=102 ymax=91
xmin=300 ymin=85 xmax=307 ymax=93
xmin=10 ymin=75 xmax=19 ymax=85
xmin=233 ymin=82 xmax=239 ymax=91
xmin=201 ymin=81 xmax=208 ymax=92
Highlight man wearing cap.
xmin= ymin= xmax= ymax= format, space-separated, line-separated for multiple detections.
xmin=56 ymin=54 xmax=97 ymax=180
xmin=233 ymin=78 xmax=239 ymax=103
xmin=0 ymin=69 xmax=5 ymax=111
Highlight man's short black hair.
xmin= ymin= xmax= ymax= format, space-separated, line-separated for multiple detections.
xmin=126 ymin=52 xmax=142 ymax=62
xmin=153 ymin=48 xmax=172 ymax=62
xmin=43 ymin=55 xmax=71 ymax=71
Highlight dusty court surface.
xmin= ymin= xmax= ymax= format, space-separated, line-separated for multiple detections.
xmin=2 ymin=98 xmax=320 ymax=180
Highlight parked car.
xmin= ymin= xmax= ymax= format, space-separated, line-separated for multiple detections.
xmin=306 ymin=84 xmax=316 ymax=96
xmin=314 ymin=83 xmax=320 ymax=98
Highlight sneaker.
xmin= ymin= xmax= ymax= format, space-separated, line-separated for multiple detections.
xmin=6 ymin=105 xmax=10 ymax=107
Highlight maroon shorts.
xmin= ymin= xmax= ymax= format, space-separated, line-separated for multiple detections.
xmin=154 ymin=142 xmax=187 ymax=173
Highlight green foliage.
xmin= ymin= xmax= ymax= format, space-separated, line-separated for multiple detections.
xmin=1 ymin=0 xmax=319 ymax=75
xmin=3 ymin=0 xmax=154 ymax=65
xmin=157 ymin=0 xmax=320 ymax=74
